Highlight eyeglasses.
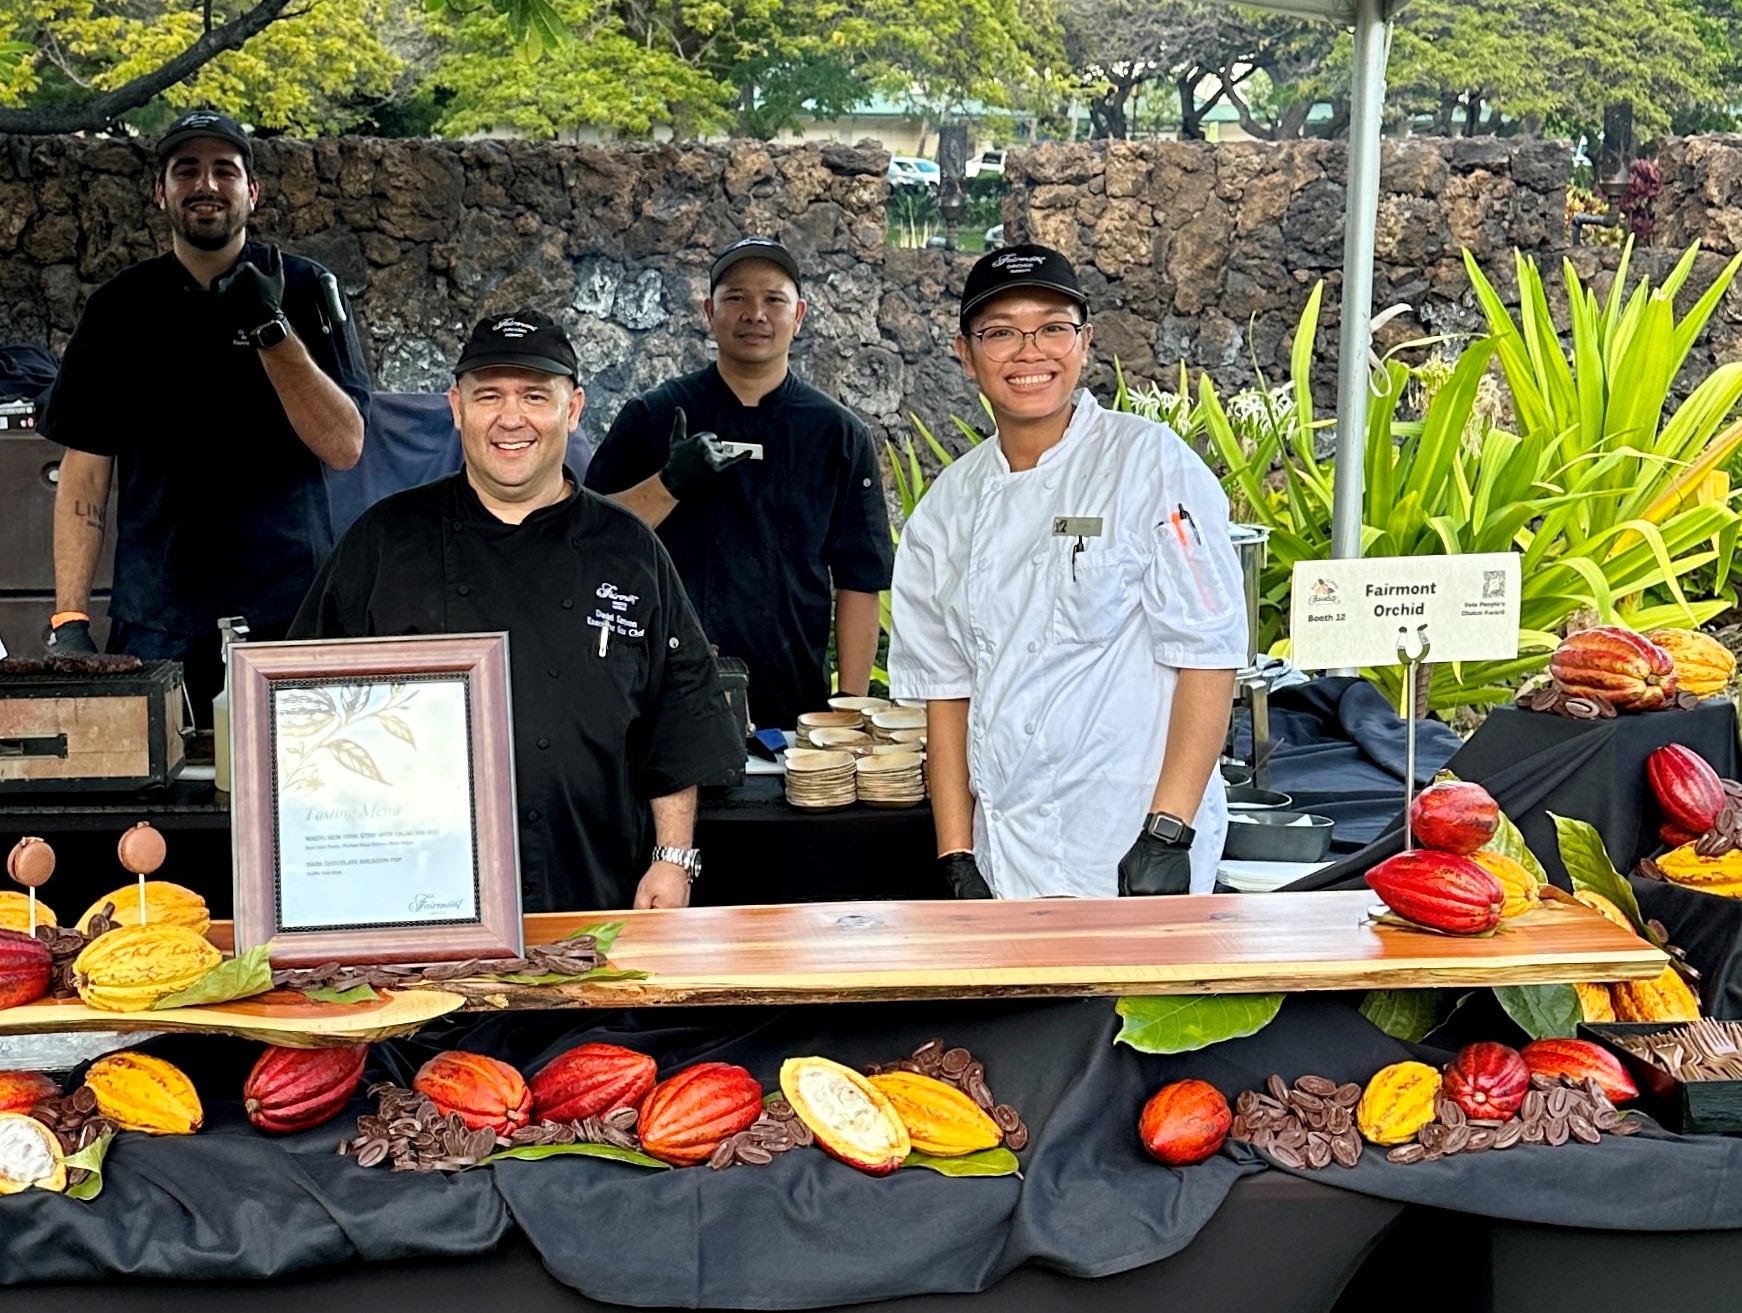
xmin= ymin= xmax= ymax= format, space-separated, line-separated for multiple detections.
xmin=968 ymin=321 xmax=1088 ymax=362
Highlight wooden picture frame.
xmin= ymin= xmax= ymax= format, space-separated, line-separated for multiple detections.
xmin=230 ymin=633 xmax=522 ymax=967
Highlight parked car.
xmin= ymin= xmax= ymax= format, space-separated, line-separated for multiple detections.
xmin=966 ymin=149 xmax=1006 ymax=179
xmin=888 ymin=155 xmax=939 ymax=189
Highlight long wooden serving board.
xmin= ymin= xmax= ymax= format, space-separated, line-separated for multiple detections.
xmin=0 ymin=988 xmax=466 ymax=1048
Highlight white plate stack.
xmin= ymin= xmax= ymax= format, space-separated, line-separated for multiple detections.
xmin=783 ymin=749 xmax=858 ymax=810
xmin=855 ymin=752 xmax=926 ymax=808
xmin=868 ymin=707 xmax=927 ymax=747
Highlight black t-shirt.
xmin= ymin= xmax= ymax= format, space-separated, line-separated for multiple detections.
xmin=288 ymin=472 xmax=746 ymax=913
xmin=583 ymin=366 xmax=893 ymax=731
xmin=39 ymin=240 xmax=372 ymax=633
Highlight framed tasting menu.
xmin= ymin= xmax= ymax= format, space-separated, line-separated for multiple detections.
xmin=230 ymin=633 xmax=523 ymax=967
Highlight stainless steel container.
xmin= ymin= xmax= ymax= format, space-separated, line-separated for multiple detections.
xmin=1228 ymin=523 xmax=1270 ymax=670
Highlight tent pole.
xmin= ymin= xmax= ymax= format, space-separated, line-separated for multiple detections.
xmin=1329 ymin=0 xmax=1390 ymax=561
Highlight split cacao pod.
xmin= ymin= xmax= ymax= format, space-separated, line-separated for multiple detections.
xmin=1575 ymin=982 xmax=1618 ymax=1024
xmin=1549 ymin=626 xmax=1677 ymax=711
xmin=0 ymin=929 xmax=52 ymax=1011
xmin=1365 ymin=850 xmax=1503 ymax=935
xmin=1646 ymin=744 xmax=1725 ymax=835
xmin=1138 ymin=1078 xmax=1231 ymax=1167
xmin=1442 ymin=1043 xmax=1530 ymax=1122
xmin=640 ymin=1061 xmax=764 ymax=1167
xmin=1356 ymin=1061 xmax=1441 ymax=1145
xmin=1519 ymin=1039 xmax=1637 ymax=1105
xmin=244 ymin=1044 xmax=369 ymax=1134
xmin=72 ymin=923 xmax=222 ymax=1013
xmin=1646 ymin=628 xmax=1736 ymax=698
xmin=530 ymin=1043 xmax=657 ymax=1125
xmin=86 ymin=1051 xmax=203 ymax=1134
xmin=1654 ymin=843 xmax=1742 ymax=896
xmin=413 ymin=1051 xmax=531 ymax=1135
xmin=77 ymin=881 xmax=211 ymax=936
xmin=0 ymin=1112 xmax=65 ymax=1194
xmin=0 ymin=1070 xmax=56 ymax=1116
xmin=780 ymin=1056 xmax=908 ymax=1175
xmin=0 ymin=892 xmax=56 ymax=935
xmin=869 ymin=1070 xmax=1002 ymax=1156
xmin=1409 ymin=781 xmax=1499 ymax=855
xmin=1613 ymin=965 xmax=1702 ymax=1023
xmin=1469 ymin=851 xmax=1538 ymax=919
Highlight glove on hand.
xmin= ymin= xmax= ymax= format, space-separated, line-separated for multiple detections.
xmin=939 ymin=851 xmax=994 ymax=899
xmin=1117 ymin=831 xmax=1194 ymax=896
xmin=212 ymin=244 xmax=285 ymax=339
xmin=660 ymin=407 xmax=749 ymax=500
xmin=47 ymin=618 xmax=97 ymax=654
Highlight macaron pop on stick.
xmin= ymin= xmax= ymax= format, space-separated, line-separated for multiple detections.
xmin=6 ymin=837 xmax=55 ymax=934
xmin=117 ymin=822 xmax=167 ymax=924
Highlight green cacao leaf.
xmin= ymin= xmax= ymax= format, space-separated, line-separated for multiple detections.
xmin=903 ymin=1148 xmax=1021 ymax=1177
xmin=1113 ymin=994 xmax=1284 ymax=1054
xmin=62 ymin=1130 xmax=115 ymax=1201
xmin=302 ymin=983 xmax=379 ymax=1005
xmin=562 ymin=921 xmax=624 ymax=954
xmin=1492 ymin=983 xmax=1582 ymax=1040
xmin=1549 ymin=813 xmax=1655 ymax=938
xmin=151 ymin=944 xmax=274 ymax=1010
xmin=1359 ymin=989 xmax=1449 ymax=1042
xmin=480 ymin=1141 xmax=668 ymax=1169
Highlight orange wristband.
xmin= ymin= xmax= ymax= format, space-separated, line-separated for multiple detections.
xmin=50 ymin=610 xmax=90 ymax=627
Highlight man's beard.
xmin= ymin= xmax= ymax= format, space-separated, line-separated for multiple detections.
xmin=168 ymin=200 xmax=245 ymax=251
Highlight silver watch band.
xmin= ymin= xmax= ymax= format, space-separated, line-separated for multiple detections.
xmin=651 ymin=845 xmax=701 ymax=881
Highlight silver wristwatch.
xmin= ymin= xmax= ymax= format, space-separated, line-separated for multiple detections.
xmin=651 ymin=845 xmax=701 ymax=882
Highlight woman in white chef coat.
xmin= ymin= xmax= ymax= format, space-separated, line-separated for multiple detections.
xmin=888 ymin=245 xmax=1248 ymax=898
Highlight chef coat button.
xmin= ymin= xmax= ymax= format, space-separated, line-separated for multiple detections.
xmin=668 ymin=637 xmax=680 ymax=649
xmin=561 ymin=598 xmax=573 ymax=610
xmin=1040 ymin=804 xmax=1053 ymax=817
xmin=862 ymin=477 xmax=872 ymax=488
xmin=1027 ymin=641 xmax=1038 ymax=653
xmin=1045 ymin=477 xmax=1059 ymax=491
xmin=456 ymin=584 xmax=471 ymax=597
xmin=525 ymin=808 xmax=542 ymax=823
xmin=571 ymin=537 xmax=583 ymax=548
xmin=1024 ymin=721 xmax=1036 ymax=734
xmin=547 ymin=667 xmax=560 ymax=679
xmin=536 ymin=737 xmax=550 ymax=749
xmin=451 ymin=521 xmax=464 ymax=534
xmin=989 ymin=810 xmax=1001 ymax=823
xmin=1031 ymin=554 xmax=1043 ymax=566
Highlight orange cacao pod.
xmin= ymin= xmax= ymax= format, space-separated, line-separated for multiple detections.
xmin=1365 ymin=850 xmax=1503 ymax=935
xmin=530 ymin=1043 xmax=657 ymax=1124
xmin=1519 ymin=1039 xmax=1637 ymax=1105
xmin=0 ymin=1071 xmax=55 ymax=1116
xmin=1646 ymin=628 xmax=1736 ymax=697
xmin=1356 ymin=1061 xmax=1441 ymax=1145
xmin=1647 ymin=745 xmax=1725 ymax=835
xmin=639 ymin=1062 xmax=763 ymax=1166
xmin=1576 ymin=982 xmax=1617 ymax=1023
xmin=1409 ymin=781 xmax=1499 ymax=855
xmin=1139 ymin=1079 xmax=1231 ymax=1167
xmin=1550 ymin=626 xmax=1677 ymax=710
xmin=0 ymin=929 xmax=52 ymax=1011
xmin=413 ymin=1051 xmax=531 ymax=1135
xmin=85 ymin=1051 xmax=203 ymax=1134
xmin=244 ymin=1044 xmax=369 ymax=1134
xmin=782 ymin=1057 xmax=910 ymax=1175
xmin=868 ymin=1070 xmax=1002 ymax=1156
xmin=1613 ymin=966 xmax=1702 ymax=1022
xmin=1443 ymin=1042 xmax=1529 ymax=1122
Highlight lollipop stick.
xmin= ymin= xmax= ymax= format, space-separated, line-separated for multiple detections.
xmin=138 ymin=873 xmax=147 ymax=925
xmin=27 ymin=889 xmax=35 ymax=935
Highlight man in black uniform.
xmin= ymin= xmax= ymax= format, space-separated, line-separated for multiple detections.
xmin=583 ymin=237 xmax=893 ymax=732
xmin=290 ymin=310 xmax=744 ymax=913
xmin=41 ymin=110 xmax=370 ymax=719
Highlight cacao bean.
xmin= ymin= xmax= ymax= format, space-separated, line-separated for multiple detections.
xmin=1296 ymin=1075 xmax=1337 ymax=1097
xmin=940 ymin=1048 xmax=971 ymax=1076
xmin=356 ymin=1140 xmax=389 ymax=1168
xmin=737 ymin=1143 xmax=774 ymax=1166
xmin=1523 ymin=1091 xmax=1547 ymax=1120
xmin=1570 ymin=1116 xmax=1601 ymax=1145
xmin=1334 ymin=1083 xmax=1363 ymax=1108
xmin=1547 ymin=1118 xmax=1571 ymax=1147
xmin=1522 ymin=1122 xmax=1545 ymax=1144
xmin=1005 ymin=1124 xmax=1028 ymax=1152
xmin=1272 ymin=1144 xmax=1304 ymax=1169
xmin=1466 ymin=1128 xmax=1496 ymax=1152
xmin=1387 ymin=1144 xmax=1426 ymax=1164
xmin=1267 ymin=1075 xmax=1289 ymax=1103
xmin=708 ymin=1141 xmax=737 ymax=1170
xmin=1493 ymin=1121 xmax=1524 ymax=1150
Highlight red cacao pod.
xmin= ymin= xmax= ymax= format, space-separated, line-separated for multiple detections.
xmin=1647 ymin=744 xmax=1725 ymax=835
xmin=1661 ymin=823 xmax=1702 ymax=849
xmin=1518 ymin=1039 xmax=1637 ymax=1106
xmin=1550 ymin=627 xmax=1677 ymax=711
xmin=1443 ymin=1042 xmax=1530 ymax=1122
xmin=1365 ymin=851 xmax=1504 ymax=935
xmin=244 ymin=1044 xmax=369 ymax=1134
xmin=414 ymin=1051 xmax=532 ymax=1135
xmin=1408 ymin=781 xmax=1500 ymax=855
xmin=0 ymin=1071 xmax=55 ymax=1116
xmin=1139 ymin=1079 xmax=1232 ymax=1167
xmin=0 ymin=930 xmax=51 ymax=1011
xmin=637 ymin=1062 xmax=762 ymax=1166
xmin=530 ymin=1043 xmax=657 ymax=1125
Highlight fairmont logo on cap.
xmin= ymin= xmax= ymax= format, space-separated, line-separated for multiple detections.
xmin=491 ymin=317 xmax=539 ymax=338
xmin=991 ymin=252 xmax=1048 ymax=274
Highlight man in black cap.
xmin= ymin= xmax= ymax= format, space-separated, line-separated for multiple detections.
xmin=291 ymin=309 xmax=744 ymax=913
xmin=40 ymin=109 xmax=370 ymax=721
xmin=583 ymin=236 xmax=893 ymax=732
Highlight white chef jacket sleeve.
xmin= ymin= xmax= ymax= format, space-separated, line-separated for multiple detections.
xmin=1143 ymin=451 xmax=1250 ymax=670
xmin=887 ymin=501 xmax=974 ymax=700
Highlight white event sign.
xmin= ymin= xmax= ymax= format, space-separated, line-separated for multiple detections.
xmin=1289 ymin=554 xmax=1521 ymax=670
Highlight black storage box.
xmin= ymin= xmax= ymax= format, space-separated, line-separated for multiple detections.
xmin=1580 ymin=1021 xmax=1742 ymax=1135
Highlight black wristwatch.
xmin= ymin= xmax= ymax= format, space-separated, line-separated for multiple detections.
xmin=1142 ymin=811 xmax=1196 ymax=848
xmin=248 ymin=315 xmax=291 ymax=350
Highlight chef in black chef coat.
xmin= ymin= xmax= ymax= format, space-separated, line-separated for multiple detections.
xmin=289 ymin=310 xmax=744 ymax=912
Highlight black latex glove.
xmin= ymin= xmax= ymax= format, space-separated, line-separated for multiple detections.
xmin=212 ymin=243 xmax=285 ymax=337
xmin=660 ymin=407 xmax=749 ymax=500
xmin=46 ymin=618 xmax=97 ymax=653
xmin=1117 ymin=831 xmax=1194 ymax=896
xmin=939 ymin=851 xmax=994 ymax=899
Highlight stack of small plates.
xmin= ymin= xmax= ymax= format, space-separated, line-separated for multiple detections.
xmin=799 ymin=709 xmax=865 ymax=735
xmin=805 ymin=727 xmax=873 ymax=754
xmin=784 ymin=749 xmax=858 ymax=810
xmin=829 ymin=696 xmax=893 ymax=715
xmin=855 ymin=752 xmax=926 ymax=808
xmin=868 ymin=706 xmax=927 ymax=746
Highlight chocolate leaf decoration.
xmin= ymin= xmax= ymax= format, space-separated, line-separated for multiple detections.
xmin=303 ymin=982 xmax=379 ymax=1005
xmin=62 ymin=1130 xmax=114 ymax=1201
xmin=377 ymin=713 xmax=416 ymax=748
xmin=903 ymin=1148 xmax=1020 ymax=1177
xmin=487 ymin=968 xmax=650 ymax=986
xmin=1359 ymin=989 xmax=1449 ymax=1042
xmin=1492 ymin=983 xmax=1582 ymax=1040
xmin=563 ymin=920 xmax=624 ymax=954
xmin=1549 ymin=813 xmax=1662 ymax=945
xmin=151 ymin=944 xmax=274 ymax=1009
xmin=1113 ymin=994 xmax=1284 ymax=1054
xmin=480 ymin=1142 xmax=668 ymax=1170
xmin=324 ymin=738 xmax=387 ymax=784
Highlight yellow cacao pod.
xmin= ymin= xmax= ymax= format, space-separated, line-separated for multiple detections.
xmin=1470 ymin=851 xmax=1539 ymax=919
xmin=77 ymin=882 xmax=210 ymax=936
xmin=1573 ymin=890 xmax=1634 ymax=931
xmin=868 ymin=1071 xmax=1002 ymax=1156
xmin=0 ymin=892 xmax=55 ymax=934
xmin=1576 ymin=982 xmax=1617 ymax=1024
xmin=0 ymin=1112 xmax=65 ymax=1193
xmin=73 ymin=924 xmax=221 ymax=1013
xmin=85 ymin=1052 xmax=203 ymax=1135
xmin=1356 ymin=1061 xmax=1441 ymax=1146
xmin=1646 ymin=628 xmax=1736 ymax=698
xmin=1654 ymin=844 xmax=1742 ymax=895
xmin=1613 ymin=966 xmax=1702 ymax=1023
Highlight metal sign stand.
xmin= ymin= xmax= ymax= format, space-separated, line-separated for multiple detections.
xmin=1397 ymin=624 xmax=1431 ymax=852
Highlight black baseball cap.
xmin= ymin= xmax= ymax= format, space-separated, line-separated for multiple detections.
xmin=455 ymin=309 xmax=579 ymax=381
xmin=710 ymin=237 xmax=802 ymax=292
xmin=959 ymin=243 xmax=1088 ymax=330
xmin=156 ymin=110 xmax=254 ymax=171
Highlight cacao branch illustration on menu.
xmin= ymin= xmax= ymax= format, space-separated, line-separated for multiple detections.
xmin=278 ymin=682 xmax=419 ymax=795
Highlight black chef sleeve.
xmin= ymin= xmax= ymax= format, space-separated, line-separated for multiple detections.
xmin=583 ymin=396 xmax=665 ymax=495
xmin=37 ymin=283 xmax=126 ymax=457
xmin=824 ymin=416 xmax=895 ymax=593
